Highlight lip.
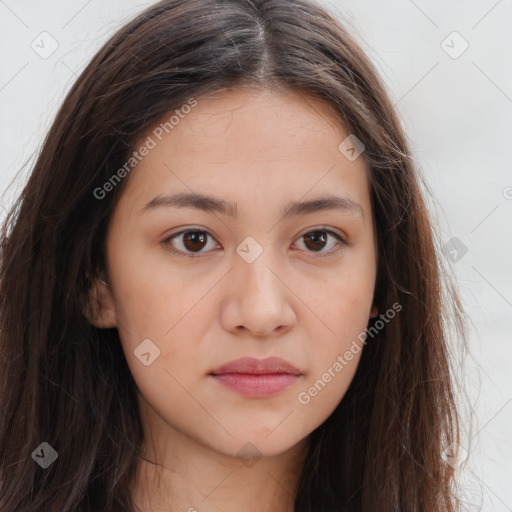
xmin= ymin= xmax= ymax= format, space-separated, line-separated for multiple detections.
xmin=209 ymin=357 xmax=302 ymax=398
xmin=210 ymin=356 xmax=302 ymax=376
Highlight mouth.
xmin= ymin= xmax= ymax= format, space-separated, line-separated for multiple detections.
xmin=209 ymin=356 xmax=303 ymax=398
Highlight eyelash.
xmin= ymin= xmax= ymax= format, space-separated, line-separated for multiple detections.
xmin=161 ymin=227 xmax=347 ymax=259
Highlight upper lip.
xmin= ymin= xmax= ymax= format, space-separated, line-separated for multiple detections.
xmin=210 ymin=357 xmax=302 ymax=376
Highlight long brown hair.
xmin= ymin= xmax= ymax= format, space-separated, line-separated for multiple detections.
xmin=0 ymin=0 xmax=469 ymax=510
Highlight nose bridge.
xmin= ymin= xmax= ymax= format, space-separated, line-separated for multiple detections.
xmin=234 ymin=233 xmax=281 ymax=296
xmin=225 ymin=232 xmax=295 ymax=335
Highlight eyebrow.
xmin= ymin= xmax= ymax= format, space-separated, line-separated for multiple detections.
xmin=140 ymin=192 xmax=364 ymax=220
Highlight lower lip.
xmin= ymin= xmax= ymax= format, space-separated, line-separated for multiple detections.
xmin=210 ymin=373 xmax=301 ymax=398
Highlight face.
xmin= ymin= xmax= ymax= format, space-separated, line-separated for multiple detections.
xmin=88 ymin=87 xmax=378 ymax=460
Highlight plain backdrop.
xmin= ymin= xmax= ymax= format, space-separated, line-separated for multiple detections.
xmin=1 ymin=1 xmax=511 ymax=510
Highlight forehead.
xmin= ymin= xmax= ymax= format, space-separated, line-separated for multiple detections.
xmin=147 ymin=87 xmax=350 ymax=157
xmin=120 ymin=87 xmax=371 ymax=219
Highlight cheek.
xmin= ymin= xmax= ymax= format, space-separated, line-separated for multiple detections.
xmin=308 ymin=259 xmax=375 ymax=347
xmin=107 ymin=233 xmax=206 ymax=339
xmin=113 ymin=279 xmax=212 ymax=382
xmin=296 ymin=256 xmax=375 ymax=411
xmin=107 ymin=246 xmax=218 ymax=392
xmin=296 ymin=297 xmax=367 ymax=423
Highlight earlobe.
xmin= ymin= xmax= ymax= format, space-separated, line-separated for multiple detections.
xmin=83 ymin=276 xmax=117 ymax=328
xmin=370 ymin=304 xmax=379 ymax=318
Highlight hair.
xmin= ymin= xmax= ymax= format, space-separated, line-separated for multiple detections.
xmin=0 ymin=0 xmax=469 ymax=510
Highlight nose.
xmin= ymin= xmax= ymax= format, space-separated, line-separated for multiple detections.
xmin=219 ymin=248 xmax=296 ymax=338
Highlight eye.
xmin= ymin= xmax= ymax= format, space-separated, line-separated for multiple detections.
xmin=292 ymin=228 xmax=346 ymax=257
xmin=162 ymin=229 xmax=219 ymax=258
xmin=161 ymin=227 xmax=347 ymax=258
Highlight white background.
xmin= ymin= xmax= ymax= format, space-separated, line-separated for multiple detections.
xmin=1 ymin=1 xmax=511 ymax=510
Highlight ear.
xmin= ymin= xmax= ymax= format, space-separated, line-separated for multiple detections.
xmin=369 ymin=303 xmax=379 ymax=318
xmin=83 ymin=276 xmax=117 ymax=328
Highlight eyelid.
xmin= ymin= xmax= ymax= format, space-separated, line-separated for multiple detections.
xmin=296 ymin=225 xmax=347 ymax=243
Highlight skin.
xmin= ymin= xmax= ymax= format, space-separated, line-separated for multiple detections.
xmin=87 ymin=86 xmax=378 ymax=512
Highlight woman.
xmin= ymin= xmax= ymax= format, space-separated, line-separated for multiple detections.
xmin=0 ymin=0 xmax=468 ymax=510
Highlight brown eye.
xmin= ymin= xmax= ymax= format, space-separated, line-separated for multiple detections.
xmin=295 ymin=229 xmax=346 ymax=256
xmin=163 ymin=230 xmax=219 ymax=257
xmin=303 ymin=231 xmax=328 ymax=251
xmin=162 ymin=227 xmax=346 ymax=259
xmin=182 ymin=231 xmax=208 ymax=252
